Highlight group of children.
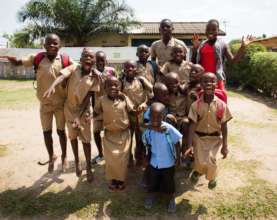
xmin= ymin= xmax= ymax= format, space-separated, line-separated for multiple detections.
xmin=5 ymin=18 xmax=254 ymax=213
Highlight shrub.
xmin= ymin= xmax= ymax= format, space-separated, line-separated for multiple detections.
xmin=226 ymin=43 xmax=267 ymax=88
xmin=250 ymin=52 xmax=277 ymax=97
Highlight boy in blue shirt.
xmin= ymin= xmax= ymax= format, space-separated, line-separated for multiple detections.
xmin=142 ymin=102 xmax=182 ymax=213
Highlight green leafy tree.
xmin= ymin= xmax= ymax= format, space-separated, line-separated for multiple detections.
xmin=17 ymin=0 xmax=139 ymax=46
xmin=3 ymin=27 xmax=41 ymax=48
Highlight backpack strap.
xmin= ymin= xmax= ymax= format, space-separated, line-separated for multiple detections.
xmin=33 ymin=52 xmax=46 ymax=77
xmin=33 ymin=52 xmax=46 ymax=89
xmin=215 ymin=99 xmax=225 ymax=122
xmin=60 ymin=53 xmax=70 ymax=68
xmin=165 ymin=130 xmax=177 ymax=161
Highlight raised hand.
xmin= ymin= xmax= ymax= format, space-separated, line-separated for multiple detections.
xmin=192 ymin=33 xmax=201 ymax=49
xmin=241 ymin=35 xmax=254 ymax=47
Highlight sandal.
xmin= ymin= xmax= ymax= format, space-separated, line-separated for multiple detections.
xmin=108 ymin=180 xmax=117 ymax=192
xmin=208 ymin=179 xmax=217 ymax=189
xmin=117 ymin=182 xmax=126 ymax=192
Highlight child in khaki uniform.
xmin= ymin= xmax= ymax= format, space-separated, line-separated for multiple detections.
xmin=161 ymin=45 xmax=192 ymax=84
xmin=120 ymin=60 xmax=153 ymax=167
xmin=151 ymin=19 xmax=188 ymax=67
xmin=184 ymin=64 xmax=205 ymax=116
xmin=6 ymin=34 xmax=72 ymax=173
xmin=164 ymin=72 xmax=188 ymax=149
xmin=136 ymin=45 xmax=156 ymax=85
xmin=151 ymin=19 xmax=188 ymax=81
xmin=184 ymin=73 xmax=232 ymax=189
xmin=94 ymin=76 xmax=135 ymax=191
xmin=91 ymin=51 xmax=116 ymax=164
xmin=44 ymin=49 xmax=100 ymax=182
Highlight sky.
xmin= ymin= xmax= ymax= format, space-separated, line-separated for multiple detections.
xmin=0 ymin=0 xmax=276 ymax=46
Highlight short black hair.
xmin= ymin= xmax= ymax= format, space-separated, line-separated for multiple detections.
xmin=153 ymin=82 xmax=168 ymax=95
xmin=137 ymin=44 xmax=149 ymax=52
xmin=45 ymin=33 xmax=60 ymax=42
xmin=207 ymin=19 xmax=220 ymax=28
xmin=160 ymin=18 xmax=173 ymax=27
xmin=150 ymin=102 xmax=166 ymax=115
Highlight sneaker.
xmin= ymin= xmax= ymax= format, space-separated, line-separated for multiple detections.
xmin=208 ymin=179 xmax=217 ymax=189
xmin=167 ymin=199 xmax=176 ymax=213
xmin=144 ymin=197 xmax=154 ymax=210
xmin=91 ymin=155 xmax=104 ymax=164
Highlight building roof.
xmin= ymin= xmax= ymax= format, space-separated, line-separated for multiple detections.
xmin=253 ymin=36 xmax=277 ymax=43
xmin=127 ymin=22 xmax=226 ymax=35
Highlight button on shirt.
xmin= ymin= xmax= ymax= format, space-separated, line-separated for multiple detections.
xmin=143 ymin=122 xmax=182 ymax=169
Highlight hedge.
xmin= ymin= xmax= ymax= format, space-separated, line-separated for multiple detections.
xmin=250 ymin=52 xmax=277 ymax=97
xmin=226 ymin=43 xmax=266 ymax=87
xmin=226 ymin=43 xmax=277 ymax=97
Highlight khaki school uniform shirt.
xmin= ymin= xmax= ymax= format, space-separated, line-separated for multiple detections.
xmin=169 ymin=91 xmax=187 ymax=118
xmin=60 ymin=64 xmax=100 ymax=121
xmin=94 ymin=95 xmax=134 ymax=131
xmin=136 ymin=62 xmax=155 ymax=85
xmin=122 ymin=77 xmax=148 ymax=108
xmin=161 ymin=60 xmax=192 ymax=84
xmin=22 ymin=54 xmax=72 ymax=106
xmin=151 ymin=37 xmax=188 ymax=66
xmin=95 ymin=66 xmax=116 ymax=100
xmin=188 ymin=96 xmax=232 ymax=134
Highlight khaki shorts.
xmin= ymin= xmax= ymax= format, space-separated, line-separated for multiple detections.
xmin=67 ymin=120 xmax=91 ymax=143
xmin=40 ymin=104 xmax=65 ymax=131
xmin=93 ymin=119 xmax=103 ymax=133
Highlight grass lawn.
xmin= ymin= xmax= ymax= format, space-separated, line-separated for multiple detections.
xmin=0 ymin=79 xmax=37 ymax=109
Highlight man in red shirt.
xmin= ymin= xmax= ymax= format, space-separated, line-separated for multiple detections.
xmin=191 ymin=19 xmax=253 ymax=90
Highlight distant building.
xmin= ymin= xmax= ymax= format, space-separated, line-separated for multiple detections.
xmin=64 ymin=22 xmax=226 ymax=47
xmin=253 ymin=36 xmax=277 ymax=52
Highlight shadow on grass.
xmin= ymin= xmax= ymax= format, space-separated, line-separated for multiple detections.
xmin=0 ymin=164 xmax=207 ymax=219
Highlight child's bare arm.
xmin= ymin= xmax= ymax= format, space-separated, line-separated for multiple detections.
xmin=43 ymin=75 xmax=66 ymax=98
xmin=224 ymin=35 xmax=254 ymax=64
xmin=190 ymin=34 xmax=200 ymax=63
xmin=175 ymin=142 xmax=181 ymax=166
xmin=221 ymin=122 xmax=229 ymax=159
xmin=3 ymin=56 xmax=23 ymax=66
xmin=183 ymin=119 xmax=196 ymax=159
xmin=138 ymin=76 xmax=153 ymax=92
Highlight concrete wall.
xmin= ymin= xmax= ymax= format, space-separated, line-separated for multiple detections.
xmin=0 ymin=46 xmax=192 ymax=79
xmin=0 ymin=47 xmax=137 ymax=79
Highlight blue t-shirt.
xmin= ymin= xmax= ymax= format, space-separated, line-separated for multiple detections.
xmin=142 ymin=121 xmax=182 ymax=169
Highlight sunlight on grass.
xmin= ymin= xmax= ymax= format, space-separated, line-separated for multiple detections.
xmin=0 ymin=144 xmax=8 ymax=157
xmin=0 ymin=80 xmax=37 ymax=109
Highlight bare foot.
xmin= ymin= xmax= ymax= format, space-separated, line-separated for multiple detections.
xmin=61 ymin=158 xmax=68 ymax=173
xmin=48 ymin=155 xmax=57 ymax=173
xmin=75 ymin=162 xmax=82 ymax=177
xmin=86 ymin=168 xmax=94 ymax=183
